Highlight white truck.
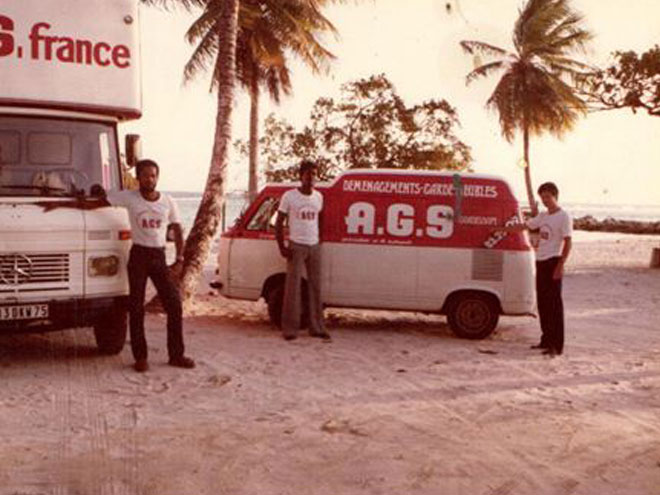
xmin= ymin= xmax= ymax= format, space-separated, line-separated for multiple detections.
xmin=0 ymin=0 xmax=142 ymax=353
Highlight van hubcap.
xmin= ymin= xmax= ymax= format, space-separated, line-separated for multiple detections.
xmin=457 ymin=300 xmax=488 ymax=330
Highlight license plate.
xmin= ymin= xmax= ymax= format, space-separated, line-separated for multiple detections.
xmin=0 ymin=304 xmax=49 ymax=321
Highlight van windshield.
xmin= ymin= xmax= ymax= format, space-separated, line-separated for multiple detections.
xmin=0 ymin=116 xmax=120 ymax=198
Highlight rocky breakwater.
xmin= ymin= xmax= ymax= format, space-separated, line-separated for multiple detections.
xmin=573 ymin=215 xmax=660 ymax=235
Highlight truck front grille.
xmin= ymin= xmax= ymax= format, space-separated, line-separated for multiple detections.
xmin=0 ymin=253 xmax=70 ymax=293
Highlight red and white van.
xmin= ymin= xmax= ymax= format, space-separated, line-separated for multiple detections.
xmin=216 ymin=169 xmax=535 ymax=339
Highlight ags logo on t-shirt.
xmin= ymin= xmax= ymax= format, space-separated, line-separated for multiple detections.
xmin=299 ymin=209 xmax=317 ymax=221
xmin=540 ymin=225 xmax=552 ymax=241
xmin=137 ymin=210 xmax=164 ymax=235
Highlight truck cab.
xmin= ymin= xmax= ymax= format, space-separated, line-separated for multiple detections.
xmin=0 ymin=0 xmax=141 ymax=354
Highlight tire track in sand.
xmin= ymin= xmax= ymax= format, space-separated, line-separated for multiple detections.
xmin=71 ymin=328 xmax=140 ymax=495
xmin=48 ymin=331 xmax=74 ymax=495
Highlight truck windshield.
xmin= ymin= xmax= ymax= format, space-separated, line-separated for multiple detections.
xmin=0 ymin=116 xmax=120 ymax=198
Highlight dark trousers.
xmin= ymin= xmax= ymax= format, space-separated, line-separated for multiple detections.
xmin=282 ymin=242 xmax=324 ymax=338
xmin=536 ymin=257 xmax=565 ymax=353
xmin=127 ymin=245 xmax=184 ymax=361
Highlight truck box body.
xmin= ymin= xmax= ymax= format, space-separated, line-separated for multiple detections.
xmin=217 ymin=169 xmax=536 ymax=339
xmin=0 ymin=0 xmax=141 ymax=118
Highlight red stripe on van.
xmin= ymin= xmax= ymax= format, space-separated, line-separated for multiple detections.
xmin=224 ymin=173 xmax=530 ymax=252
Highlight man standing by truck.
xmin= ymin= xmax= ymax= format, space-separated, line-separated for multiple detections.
xmin=495 ymin=182 xmax=572 ymax=356
xmin=275 ymin=160 xmax=329 ymax=342
xmin=41 ymin=159 xmax=195 ymax=371
xmin=105 ymin=159 xmax=195 ymax=371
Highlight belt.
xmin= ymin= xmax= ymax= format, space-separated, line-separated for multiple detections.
xmin=131 ymin=244 xmax=166 ymax=251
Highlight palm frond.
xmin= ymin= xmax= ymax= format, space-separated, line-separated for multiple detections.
xmin=140 ymin=0 xmax=206 ymax=12
xmin=466 ymin=60 xmax=506 ymax=85
xmin=182 ymin=0 xmax=336 ymax=100
xmin=185 ymin=1 xmax=225 ymax=45
xmin=460 ymin=40 xmax=508 ymax=58
xmin=183 ymin=27 xmax=218 ymax=86
xmin=545 ymin=55 xmax=594 ymax=82
xmin=545 ymin=29 xmax=593 ymax=55
xmin=486 ymin=70 xmax=519 ymax=142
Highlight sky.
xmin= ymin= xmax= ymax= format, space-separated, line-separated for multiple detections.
xmin=123 ymin=0 xmax=660 ymax=206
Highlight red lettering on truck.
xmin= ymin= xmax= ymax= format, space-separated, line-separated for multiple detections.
xmin=0 ymin=17 xmax=134 ymax=68
xmin=0 ymin=15 xmax=14 ymax=57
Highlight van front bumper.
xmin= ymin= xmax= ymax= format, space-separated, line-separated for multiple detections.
xmin=0 ymin=296 xmax=128 ymax=334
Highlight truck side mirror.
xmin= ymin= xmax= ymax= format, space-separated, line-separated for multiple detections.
xmin=125 ymin=134 xmax=141 ymax=168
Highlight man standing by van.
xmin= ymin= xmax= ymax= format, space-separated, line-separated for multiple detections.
xmin=275 ymin=160 xmax=329 ymax=342
xmin=496 ymin=182 xmax=572 ymax=356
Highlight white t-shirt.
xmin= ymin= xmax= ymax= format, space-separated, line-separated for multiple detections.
xmin=526 ymin=209 xmax=573 ymax=261
xmin=278 ymin=188 xmax=323 ymax=245
xmin=107 ymin=190 xmax=181 ymax=248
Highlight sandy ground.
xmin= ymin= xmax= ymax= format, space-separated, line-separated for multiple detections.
xmin=1 ymin=232 xmax=659 ymax=495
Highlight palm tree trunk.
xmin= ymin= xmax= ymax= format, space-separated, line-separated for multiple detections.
xmin=248 ymin=70 xmax=260 ymax=202
xmin=178 ymin=0 xmax=239 ymax=307
xmin=523 ymin=122 xmax=537 ymax=217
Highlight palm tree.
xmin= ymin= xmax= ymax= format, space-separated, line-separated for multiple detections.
xmin=142 ymin=0 xmax=240 ymax=305
xmin=141 ymin=0 xmax=342 ymax=306
xmin=460 ymin=0 xmax=592 ymax=214
xmin=219 ymin=0 xmax=336 ymax=201
xmin=237 ymin=26 xmax=293 ymax=201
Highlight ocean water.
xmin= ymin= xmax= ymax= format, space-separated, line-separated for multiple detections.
xmin=167 ymin=191 xmax=660 ymax=235
xmin=563 ymin=203 xmax=660 ymax=222
xmin=168 ymin=191 xmax=248 ymax=235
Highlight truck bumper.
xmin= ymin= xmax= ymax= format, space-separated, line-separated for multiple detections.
xmin=0 ymin=296 xmax=128 ymax=334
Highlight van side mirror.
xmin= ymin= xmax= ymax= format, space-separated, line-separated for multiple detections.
xmin=125 ymin=134 xmax=141 ymax=168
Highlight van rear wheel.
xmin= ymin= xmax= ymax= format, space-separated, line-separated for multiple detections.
xmin=446 ymin=292 xmax=499 ymax=340
xmin=93 ymin=303 xmax=128 ymax=355
xmin=265 ymin=280 xmax=309 ymax=329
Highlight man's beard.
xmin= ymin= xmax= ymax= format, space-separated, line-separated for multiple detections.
xmin=140 ymin=184 xmax=156 ymax=194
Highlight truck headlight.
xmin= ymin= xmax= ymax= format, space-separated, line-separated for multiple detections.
xmin=88 ymin=255 xmax=120 ymax=277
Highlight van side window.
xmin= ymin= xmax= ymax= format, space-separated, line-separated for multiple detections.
xmin=246 ymin=196 xmax=281 ymax=232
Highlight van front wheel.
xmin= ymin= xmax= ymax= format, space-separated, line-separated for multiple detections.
xmin=446 ymin=292 xmax=499 ymax=340
xmin=93 ymin=304 xmax=128 ymax=355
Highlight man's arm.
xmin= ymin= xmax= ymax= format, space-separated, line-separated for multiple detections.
xmin=492 ymin=223 xmax=528 ymax=234
xmin=275 ymin=212 xmax=291 ymax=259
xmin=553 ymin=237 xmax=572 ymax=280
xmin=37 ymin=197 xmax=111 ymax=212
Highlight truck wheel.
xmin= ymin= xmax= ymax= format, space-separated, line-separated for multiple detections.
xmin=266 ymin=281 xmax=309 ymax=329
xmin=446 ymin=292 xmax=499 ymax=340
xmin=93 ymin=305 xmax=128 ymax=355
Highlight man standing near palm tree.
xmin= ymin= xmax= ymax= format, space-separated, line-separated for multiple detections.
xmin=275 ymin=160 xmax=329 ymax=342
xmin=495 ymin=182 xmax=572 ymax=356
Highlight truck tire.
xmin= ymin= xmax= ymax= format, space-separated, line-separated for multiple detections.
xmin=93 ymin=305 xmax=128 ymax=355
xmin=446 ymin=292 xmax=499 ymax=340
xmin=266 ymin=281 xmax=309 ymax=329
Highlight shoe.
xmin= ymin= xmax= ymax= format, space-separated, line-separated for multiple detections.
xmin=168 ymin=356 xmax=196 ymax=369
xmin=310 ymin=331 xmax=332 ymax=341
xmin=542 ymin=348 xmax=558 ymax=357
xmin=134 ymin=359 xmax=149 ymax=372
xmin=283 ymin=334 xmax=297 ymax=341
xmin=530 ymin=343 xmax=549 ymax=349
